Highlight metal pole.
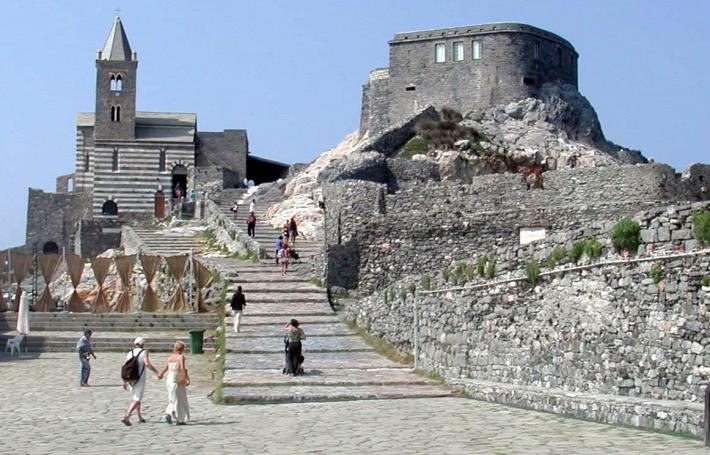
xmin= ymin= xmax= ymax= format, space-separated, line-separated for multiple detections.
xmin=187 ymin=250 xmax=193 ymax=311
xmin=413 ymin=296 xmax=419 ymax=370
xmin=32 ymin=243 xmax=38 ymax=308
xmin=705 ymin=384 xmax=710 ymax=446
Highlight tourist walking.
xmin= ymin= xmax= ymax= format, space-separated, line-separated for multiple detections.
xmin=289 ymin=217 xmax=299 ymax=244
xmin=278 ymin=243 xmax=291 ymax=275
xmin=248 ymin=199 xmax=256 ymax=213
xmin=230 ymin=286 xmax=247 ymax=333
xmin=158 ymin=341 xmax=190 ymax=425
xmin=230 ymin=201 xmax=239 ymax=220
xmin=274 ymin=235 xmax=284 ymax=264
xmin=122 ymin=337 xmax=159 ymax=426
xmin=76 ymin=329 xmax=96 ymax=387
xmin=282 ymin=219 xmax=290 ymax=242
xmin=283 ymin=319 xmax=306 ymax=376
xmin=246 ymin=212 xmax=257 ymax=238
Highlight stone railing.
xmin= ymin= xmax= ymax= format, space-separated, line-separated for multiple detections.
xmin=203 ymin=200 xmax=262 ymax=258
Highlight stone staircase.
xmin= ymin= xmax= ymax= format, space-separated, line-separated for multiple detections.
xmin=0 ymin=313 xmax=218 ymax=352
xmin=130 ymin=226 xmax=205 ymax=256
xmin=217 ymin=191 xmax=322 ymax=261
xmin=208 ymin=193 xmax=452 ymax=403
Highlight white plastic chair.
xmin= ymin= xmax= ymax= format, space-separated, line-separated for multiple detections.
xmin=4 ymin=333 xmax=24 ymax=357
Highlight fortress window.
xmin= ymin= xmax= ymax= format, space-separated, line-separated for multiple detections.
xmin=405 ymin=85 xmax=416 ymax=92
xmin=112 ymin=149 xmax=119 ymax=172
xmin=472 ymin=40 xmax=481 ymax=60
xmin=83 ymin=152 xmax=89 ymax=172
xmin=115 ymin=74 xmax=123 ymax=91
xmin=110 ymin=74 xmax=117 ymax=91
xmin=533 ymin=41 xmax=540 ymax=60
xmin=453 ymin=41 xmax=464 ymax=61
xmin=159 ymin=149 xmax=167 ymax=172
xmin=435 ymin=43 xmax=446 ymax=63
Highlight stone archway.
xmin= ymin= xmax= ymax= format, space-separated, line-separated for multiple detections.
xmin=171 ymin=165 xmax=188 ymax=199
xmin=42 ymin=241 xmax=59 ymax=255
xmin=102 ymin=200 xmax=118 ymax=216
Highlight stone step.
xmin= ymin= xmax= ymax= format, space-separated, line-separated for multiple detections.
xmin=229 ymin=323 xmax=354 ymax=336
xmin=0 ymin=335 xmax=215 ymax=352
xmin=221 ymin=384 xmax=454 ymax=403
xmin=245 ymin=295 xmax=328 ymax=304
xmin=225 ymin=351 xmax=408 ymax=370
xmin=228 ymin=286 xmax=323 ymax=293
xmin=0 ymin=323 xmax=216 ymax=332
xmin=226 ymin=335 xmax=373 ymax=353
xmin=0 ymin=314 xmax=218 ymax=323
xmin=223 ymin=368 xmax=439 ymax=387
xmin=240 ymin=315 xmax=341 ymax=325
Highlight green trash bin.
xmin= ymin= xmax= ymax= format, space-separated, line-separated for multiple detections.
xmin=189 ymin=329 xmax=205 ymax=354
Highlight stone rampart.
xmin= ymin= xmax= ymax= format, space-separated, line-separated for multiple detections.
xmin=324 ymin=164 xmax=688 ymax=292
xmin=26 ymin=188 xmax=91 ymax=254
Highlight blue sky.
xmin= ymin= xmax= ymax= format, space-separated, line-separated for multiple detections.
xmin=1 ymin=0 xmax=708 ymax=249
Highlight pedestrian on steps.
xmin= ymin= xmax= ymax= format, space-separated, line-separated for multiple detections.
xmin=283 ymin=220 xmax=290 ymax=242
xmin=230 ymin=201 xmax=239 ymax=220
xmin=275 ymin=235 xmax=284 ymax=264
xmin=278 ymin=243 xmax=291 ymax=275
xmin=249 ymin=199 xmax=256 ymax=214
xmin=246 ymin=212 xmax=256 ymax=238
xmin=289 ymin=217 xmax=299 ymax=244
xmin=230 ymin=286 xmax=247 ymax=333
xmin=283 ymin=319 xmax=306 ymax=376
xmin=76 ymin=329 xmax=96 ymax=387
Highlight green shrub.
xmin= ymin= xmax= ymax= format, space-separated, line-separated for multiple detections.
xmin=569 ymin=241 xmax=586 ymax=263
xmin=442 ymin=267 xmax=451 ymax=283
xmin=546 ymin=246 xmax=567 ymax=268
xmin=383 ymin=290 xmax=389 ymax=305
xmin=399 ymin=137 xmax=429 ymax=159
xmin=408 ymin=283 xmax=416 ymax=296
xmin=584 ymin=238 xmax=603 ymax=259
xmin=400 ymin=289 xmax=408 ymax=301
xmin=414 ymin=108 xmax=484 ymax=151
xmin=649 ymin=264 xmax=664 ymax=284
xmin=485 ymin=258 xmax=497 ymax=279
xmin=611 ymin=218 xmax=641 ymax=253
xmin=454 ymin=261 xmax=475 ymax=283
xmin=693 ymin=210 xmax=710 ymax=245
xmin=388 ymin=289 xmax=396 ymax=302
xmin=702 ymin=276 xmax=710 ymax=287
xmin=421 ymin=274 xmax=431 ymax=291
xmin=526 ymin=261 xmax=541 ymax=284
xmin=477 ymin=256 xmax=489 ymax=277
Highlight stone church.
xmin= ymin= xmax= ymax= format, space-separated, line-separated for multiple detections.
xmin=26 ymin=17 xmax=288 ymax=256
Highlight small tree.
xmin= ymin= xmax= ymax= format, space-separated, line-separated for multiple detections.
xmin=693 ymin=210 xmax=710 ymax=245
xmin=476 ymin=256 xmax=489 ymax=277
xmin=611 ymin=218 xmax=641 ymax=254
xmin=485 ymin=258 xmax=497 ymax=279
xmin=584 ymin=238 xmax=603 ymax=259
xmin=569 ymin=241 xmax=587 ymax=263
xmin=649 ymin=264 xmax=664 ymax=284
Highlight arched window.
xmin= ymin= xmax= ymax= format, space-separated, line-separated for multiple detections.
xmin=116 ymin=74 xmax=123 ymax=91
xmin=111 ymin=105 xmax=121 ymax=122
xmin=102 ymin=200 xmax=118 ymax=216
xmin=84 ymin=152 xmax=89 ymax=172
xmin=112 ymin=149 xmax=119 ymax=171
xmin=110 ymin=74 xmax=117 ymax=91
xmin=42 ymin=241 xmax=60 ymax=255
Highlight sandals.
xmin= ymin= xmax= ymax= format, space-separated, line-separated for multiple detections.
xmin=121 ymin=418 xmax=131 ymax=426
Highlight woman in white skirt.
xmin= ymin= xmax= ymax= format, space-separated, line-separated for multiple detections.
xmin=158 ymin=341 xmax=190 ymax=425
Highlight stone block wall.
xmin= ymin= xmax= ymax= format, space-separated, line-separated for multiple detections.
xmin=345 ymin=202 xmax=710 ymax=404
xmin=75 ymin=219 xmax=122 ymax=257
xmin=323 ymin=164 xmax=688 ymax=292
xmin=26 ymin=188 xmax=91 ymax=254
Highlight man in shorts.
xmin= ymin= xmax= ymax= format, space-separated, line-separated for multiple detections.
xmin=121 ymin=337 xmax=159 ymax=426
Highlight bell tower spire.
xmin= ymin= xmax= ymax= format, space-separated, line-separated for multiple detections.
xmin=94 ymin=16 xmax=137 ymax=140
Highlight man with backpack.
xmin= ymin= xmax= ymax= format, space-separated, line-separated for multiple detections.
xmin=121 ymin=337 xmax=159 ymax=426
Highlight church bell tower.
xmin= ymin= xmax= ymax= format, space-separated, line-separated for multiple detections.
xmin=94 ymin=16 xmax=137 ymax=140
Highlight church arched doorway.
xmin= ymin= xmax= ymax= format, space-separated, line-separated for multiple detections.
xmin=171 ymin=165 xmax=188 ymax=199
xmin=42 ymin=241 xmax=59 ymax=255
xmin=102 ymin=200 xmax=118 ymax=216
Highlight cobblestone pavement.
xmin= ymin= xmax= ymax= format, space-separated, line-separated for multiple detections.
xmin=1 ymin=353 xmax=707 ymax=454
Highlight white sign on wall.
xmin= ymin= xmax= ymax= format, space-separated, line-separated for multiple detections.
xmin=520 ymin=227 xmax=546 ymax=245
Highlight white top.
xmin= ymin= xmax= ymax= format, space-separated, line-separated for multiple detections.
xmin=127 ymin=348 xmax=147 ymax=382
xmin=249 ymin=202 xmax=255 ymax=213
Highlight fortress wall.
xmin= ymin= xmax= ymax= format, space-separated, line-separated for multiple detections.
xmin=344 ymin=203 xmax=710 ymax=434
xmin=324 ymin=164 xmax=687 ymax=291
xmin=26 ymin=188 xmax=91 ymax=253
xmin=364 ymin=23 xmax=578 ymax=134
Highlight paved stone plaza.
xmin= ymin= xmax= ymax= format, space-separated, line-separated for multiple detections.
xmin=0 ymin=353 xmax=706 ymax=454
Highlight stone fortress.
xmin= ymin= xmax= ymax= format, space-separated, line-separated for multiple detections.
xmin=25 ymin=17 xmax=288 ymax=257
xmin=360 ymin=22 xmax=578 ymax=136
